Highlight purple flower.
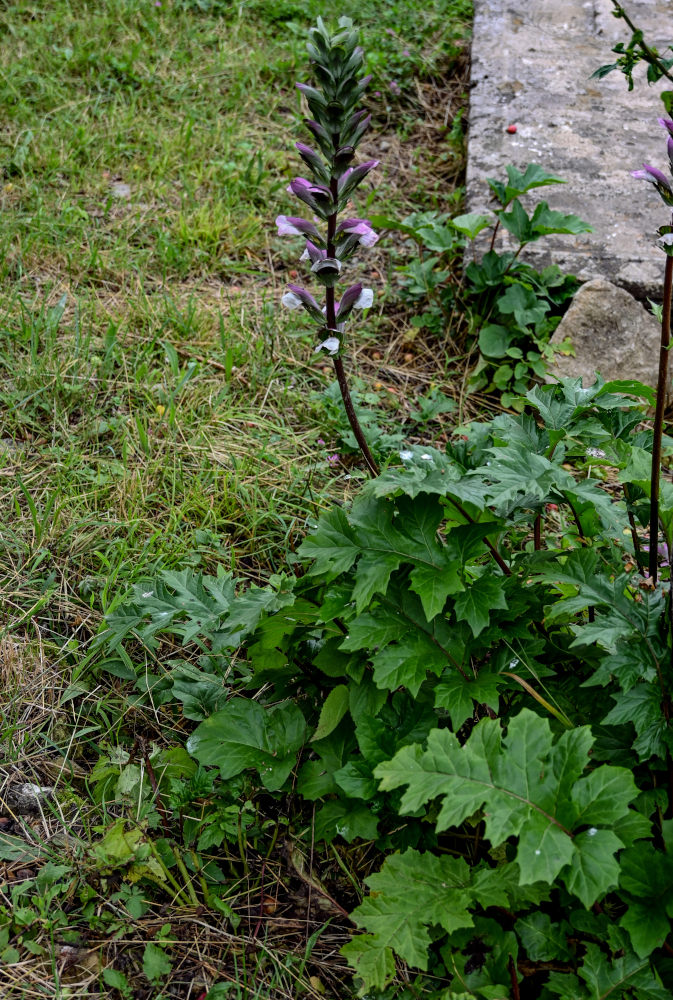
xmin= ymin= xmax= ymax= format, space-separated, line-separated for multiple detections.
xmin=337 ymin=159 xmax=380 ymax=198
xmin=337 ymin=217 xmax=379 ymax=247
xmin=335 ymin=284 xmax=374 ymax=321
xmin=389 ymin=81 xmax=401 ymax=95
xmin=659 ymin=118 xmax=673 ymax=139
xmin=295 ymin=142 xmax=329 ymax=181
xmin=275 ymin=215 xmax=321 ymax=240
xmin=300 ymin=239 xmax=327 ymax=264
xmin=317 ymin=438 xmax=325 ymax=445
xmin=281 ymin=284 xmax=324 ymax=322
xmin=327 ymin=453 xmax=340 ymax=464
xmin=296 ymin=82 xmax=325 ymax=108
xmin=631 ymin=163 xmax=673 ymax=206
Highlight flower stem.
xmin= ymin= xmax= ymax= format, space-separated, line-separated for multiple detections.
xmin=649 ymin=250 xmax=673 ymax=582
xmin=332 ymin=355 xmax=379 ymax=476
xmin=325 ymin=178 xmax=379 ymax=477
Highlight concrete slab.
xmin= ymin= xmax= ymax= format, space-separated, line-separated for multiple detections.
xmin=467 ymin=0 xmax=673 ymax=299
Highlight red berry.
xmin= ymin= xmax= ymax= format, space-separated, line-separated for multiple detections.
xmin=506 ymin=124 xmax=517 ymax=134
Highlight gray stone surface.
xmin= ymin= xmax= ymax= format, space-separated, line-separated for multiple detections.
xmin=467 ymin=0 xmax=673 ymax=299
xmin=546 ymin=278 xmax=663 ymax=387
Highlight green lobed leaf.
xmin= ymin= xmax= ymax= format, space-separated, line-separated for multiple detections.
xmin=620 ymin=902 xmax=671 ymax=959
xmin=297 ymin=505 xmax=361 ymax=577
xmin=562 ymin=829 xmax=622 ymax=907
xmin=451 ymin=212 xmax=492 ymax=239
xmin=370 ymin=630 xmax=448 ymax=696
xmin=578 ymin=942 xmax=669 ymax=999
xmin=346 ymin=849 xmax=479 ymax=984
xmin=487 ymin=163 xmax=566 ymax=207
xmin=454 ymin=576 xmax=508 ymax=637
xmin=516 ymin=911 xmax=572 ymax=961
xmin=142 ymin=943 xmax=172 ymax=983
xmin=618 ymin=842 xmax=673 ymax=956
xmin=375 ymin=710 xmax=637 ymax=903
xmin=314 ymin=800 xmax=378 ymax=843
xmin=433 ymin=668 xmax=501 ymax=731
xmin=341 ymin=934 xmax=395 ymax=993
xmin=408 ymin=561 xmax=463 ymax=620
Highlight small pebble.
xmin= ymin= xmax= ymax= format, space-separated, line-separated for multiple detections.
xmin=110 ymin=181 xmax=131 ymax=199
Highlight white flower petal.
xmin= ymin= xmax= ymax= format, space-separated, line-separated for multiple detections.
xmin=354 ymin=287 xmax=374 ymax=309
xmin=281 ymin=291 xmax=303 ymax=309
xmin=314 ymin=336 xmax=340 ymax=355
xmin=358 ymin=229 xmax=379 ymax=247
xmin=399 ymin=450 xmax=414 ymax=461
xmin=276 ymin=215 xmax=302 ymax=236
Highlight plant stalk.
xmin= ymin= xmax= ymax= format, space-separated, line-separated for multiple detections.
xmin=533 ymin=512 xmax=542 ymax=550
xmin=325 ymin=177 xmax=379 ymax=477
xmin=649 ymin=251 xmax=673 ymax=582
xmin=611 ymin=2 xmax=673 ymax=85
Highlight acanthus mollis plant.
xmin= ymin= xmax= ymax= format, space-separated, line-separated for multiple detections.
xmin=631 ymin=119 xmax=673 ymax=583
xmin=276 ymin=16 xmax=380 ymax=477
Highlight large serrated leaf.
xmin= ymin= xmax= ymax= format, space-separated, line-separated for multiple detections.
xmin=375 ymin=709 xmax=637 ymax=902
xmin=346 ymin=849 xmax=478 ymax=982
xmin=454 ymin=575 xmax=508 ymax=637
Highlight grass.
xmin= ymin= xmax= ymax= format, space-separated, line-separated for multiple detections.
xmin=0 ymin=0 xmax=471 ymax=995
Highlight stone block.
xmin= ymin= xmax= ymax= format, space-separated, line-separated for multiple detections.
xmin=467 ymin=0 xmax=673 ymax=300
xmin=546 ymin=277 xmax=663 ymax=387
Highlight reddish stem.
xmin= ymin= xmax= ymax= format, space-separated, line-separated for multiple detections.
xmin=325 ymin=176 xmax=379 ymax=477
xmin=649 ymin=251 xmax=673 ymax=582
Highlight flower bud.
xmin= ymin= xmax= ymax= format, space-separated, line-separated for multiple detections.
xmin=281 ymin=284 xmax=325 ymax=323
xmin=295 ymin=142 xmax=330 ymax=183
xmin=631 ymin=163 xmax=673 ymax=207
xmin=288 ymin=177 xmax=335 ymax=218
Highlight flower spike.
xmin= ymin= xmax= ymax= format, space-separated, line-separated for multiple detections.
xmin=275 ymin=16 xmax=380 ymax=475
